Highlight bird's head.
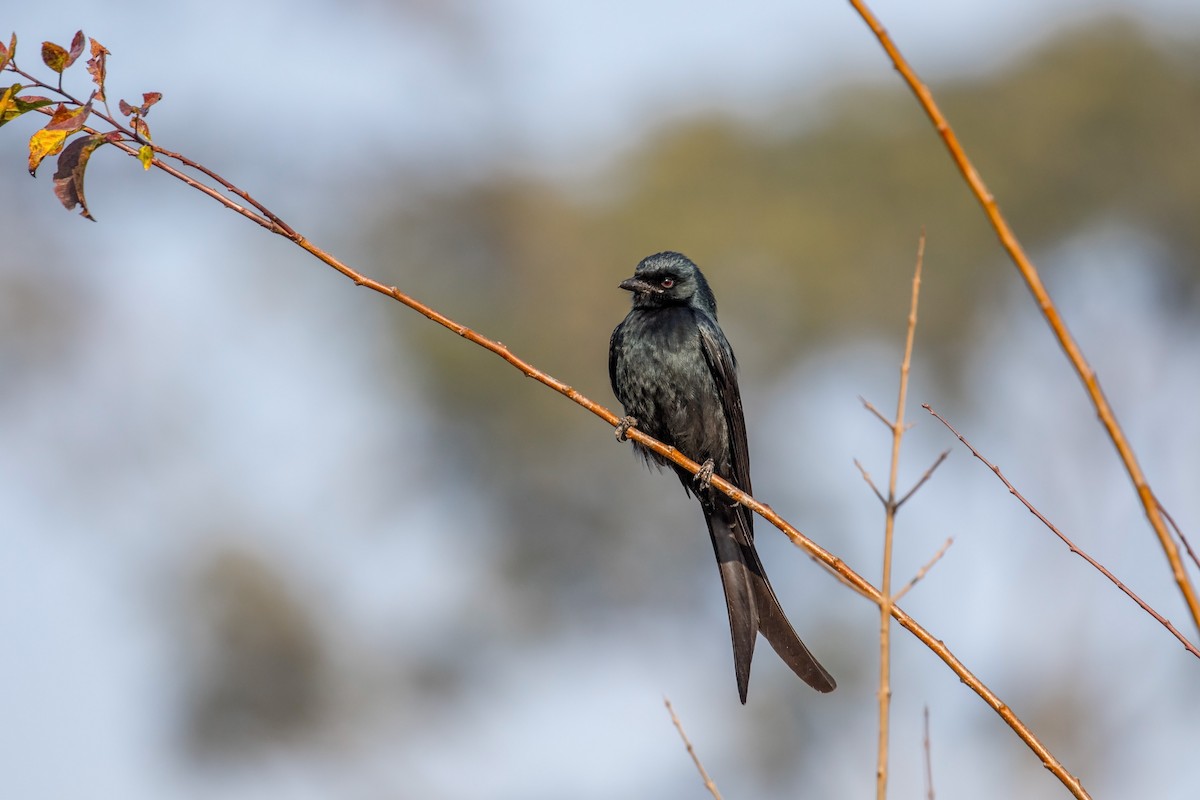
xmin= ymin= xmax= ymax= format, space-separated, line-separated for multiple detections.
xmin=619 ymin=251 xmax=718 ymax=314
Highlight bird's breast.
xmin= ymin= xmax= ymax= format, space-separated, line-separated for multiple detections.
xmin=612 ymin=307 xmax=729 ymax=467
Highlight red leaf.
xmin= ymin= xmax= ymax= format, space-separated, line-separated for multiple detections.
xmin=132 ymin=116 xmax=151 ymax=141
xmin=44 ymin=100 xmax=91 ymax=132
xmin=41 ymin=41 xmax=68 ymax=73
xmin=64 ymin=30 xmax=85 ymax=68
xmin=53 ymin=132 xmax=108 ymax=220
xmin=87 ymin=38 xmax=109 ymax=100
xmin=140 ymin=91 xmax=163 ymax=114
xmin=0 ymin=33 xmax=15 ymax=72
xmin=118 ymin=98 xmax=134 ymax=117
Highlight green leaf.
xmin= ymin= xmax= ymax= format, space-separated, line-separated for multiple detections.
xmin=41 ymin=40 xmax=68 ymax=73
xmin=1 ymin=93 xmax=53 ymax=127
xmin=53 ymin=132 xmax=108 ymax=220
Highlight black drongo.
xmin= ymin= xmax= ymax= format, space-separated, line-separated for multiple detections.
xmin=609 ymin=251 xmax=835 ymax=703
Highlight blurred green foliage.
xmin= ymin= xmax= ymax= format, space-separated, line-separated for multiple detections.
xmin=373 ymin=19 xmax=1199 ymax=401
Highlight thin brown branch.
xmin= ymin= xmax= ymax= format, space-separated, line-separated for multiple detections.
xmin=847 ymin=0 xmax=1200 ymax=636
xmin=854 ymin=458 xmax=886 ymax=506
xmin=925 ymin=404 xmax=1200 ymax=661
xmin=859 ymin=394 xmax=892 ymax=430
xmin=1159 ymin=502 xmax=1200 ymax=574
xmin=923 ymin=706 xmax=936 ymax=800
xmin=897 ymin=449 xmax=950 ymax=510
xmin=664 ymin=698 xmax=722 ymax=800
xmin=894 ymin=536 xmax=954 ymax=602
xmin=8 ymin=58 xmax=1085 ymax=798
xmin=875 ymin=231 xmax=924 ymax=800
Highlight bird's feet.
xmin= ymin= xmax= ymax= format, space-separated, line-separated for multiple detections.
xmin=694 ymin=458 xmax=716 ymax=490
xmin=614 ymin=416 xmax=639 ymax=442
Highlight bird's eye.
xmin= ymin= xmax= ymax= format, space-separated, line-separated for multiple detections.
xmin=660 ymin=278 xmax=675 ymax=289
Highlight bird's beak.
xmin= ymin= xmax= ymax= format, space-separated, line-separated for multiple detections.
xmin=619 ymin=276 xmax=658 ymax=294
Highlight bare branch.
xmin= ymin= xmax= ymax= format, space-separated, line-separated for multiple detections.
xmin=897 ymin=449 xmax=950 ymax=510
xmin=875 ymin=230 xmax=925 ymax=800
xmin=923 ymin=706 xmax=936 ymax=800
xmin=664 ymin=698 xmax=722 ymax=800
xmin=894 ymin=537 xmax=954 ymax=602
xmin=854 ymin=458 xmax=886 ymax=506
xmin=859 ymin=394 xmax=893 ymax=431
xmin=1158 ymin=502 xmax=1200 ymax=574
xmin=924 ymin=404 xmax=1200 ymax=661
xmin=847 ymin=0 xmax=1200 ymax=638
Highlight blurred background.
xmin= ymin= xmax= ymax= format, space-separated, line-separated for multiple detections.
xmin=3 ymin=1 xmax=1199 ymax=798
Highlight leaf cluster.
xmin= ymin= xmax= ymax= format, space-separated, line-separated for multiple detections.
xmin=1 ymin=30 xmax=162 ymax=219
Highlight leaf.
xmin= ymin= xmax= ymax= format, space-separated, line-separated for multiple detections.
xmin=0 ymin=84 xmax=18 ymax=122
xmin=0 ymin=33 xmax=15 ymax=72
xmin=132 ymin=116 xmax=151 ymax=141
xmin=140 ymin=91 xmax=162 ymax=114
xmin=1 ymin=93 xmax=53 ymax=128
xmin=118 ymin=98 xmax=133 ymax=117
xmin=87 ymin=38 xmax=110 ymax=100
xmin=42 ymin=41 xmax=69 ymax=73
xmin=28 ymin=127 xmax=70 ymax=175
xmin=44 ymin=100 xmax=91 ymax=132
xmin=4 ymin=93 xmax=52 ymax=122
xmin=65 ymin=30 xmax=85 ymax=68
xmin=53 ymin=132 xmax=108 ymax=220
xmin=138 ymin=144 xmax=153 ymax=170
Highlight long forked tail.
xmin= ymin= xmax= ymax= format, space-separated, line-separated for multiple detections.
xmin=705 ymin=503 xmax=836 ymax=702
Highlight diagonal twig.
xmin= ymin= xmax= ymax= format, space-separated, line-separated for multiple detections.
xmin=1158 ymin=502 xmax=1200 ymax=574
xmin=897 ymin=449 xmax=950 ymax=510
xmin=925 ymin=404 xmax=1200 ymax=661
xmin=894 ymin=536 xmax=954 ymax=602
xmin=859 ymin=395 xmax=892 ymax=430
xmin=854 ymin=458 xmax=887 ymax=506
xmin=664 ymin=698 xmax=722 ymax=800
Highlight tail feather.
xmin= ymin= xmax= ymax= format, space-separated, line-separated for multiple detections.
xmin=714 ymin=555 xmax=758 ymax=703
xmin=705 ymin=503 xmax=835 ymax=702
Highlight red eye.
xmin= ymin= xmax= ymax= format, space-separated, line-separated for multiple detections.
xmin=660 ymin=278 xmax=675 ymax=289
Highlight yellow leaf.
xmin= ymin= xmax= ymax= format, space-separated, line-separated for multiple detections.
xmin=138 ymin=144 xmax=154 ymax=170
xmin=29 ymin=127 xmax=69 ymax=175
xmin=0 ymin=84 xmax=18 ymax=121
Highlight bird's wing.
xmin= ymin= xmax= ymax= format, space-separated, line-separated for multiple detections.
xmin=696 ymin=313 xmax=754 ymax=518
xmin=608 ymin=323 xmax=622 ymax=400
